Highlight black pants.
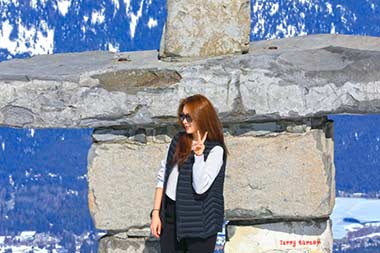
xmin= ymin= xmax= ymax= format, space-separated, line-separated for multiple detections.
xmin=160 ymin=194 xmax=217 ymax=253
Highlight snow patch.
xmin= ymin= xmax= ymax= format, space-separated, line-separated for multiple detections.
xmin=9 ymin=175 xmax=14 ymax=187
xmin=252 ymin=1 xmax=265 ymax=37
xmin=28 ymin=128 xmax=35 ymax=138
xmin=0 ymin=0 xmax=19 ymax=6
xmin=269 ymin=3 xmax=279 ymax=16
xmin=111 ymin=0 xmax=120 ymax=16
xmin=124 ymin=0 xmax=144 ymax=39
xmin=0 ymin=19 xmax=54 ymax=58
xmin=77 ymin=174 xmax=87 ymax=180
xmin=298 ymin=0 xmax=311 ymax=5
xmin=108 ymin=42 xmax=120 ymax=52
xmin=356 ymin=232 xmax=380 ymax=240
xmin=326 ymin=2 xmax=333 ymax=14
xmin=48 ymin=173 xmax=59 ymax=178
xmin=112 ymin=0 xmax=120 ymax=10
xmin=67 ymin=189 xmax=79 ymax=196
xmin=147 ymin=17 xmax=158 ymax=28
xmin=30 ymin=0 xmax=38 ymax=9
xmin=330 ymin=22 xmax=336 ymax=33
xmin=57 ymin=0 xmax=72 ymax=17
xmin=91 ymin=8 xmax=106 ymax=25
xmin=287 ymin=25 xmax=297 ymax=37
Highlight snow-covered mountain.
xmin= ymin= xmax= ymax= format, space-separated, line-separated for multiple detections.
xmin=1 ymin=0 xmax=380 ymax=61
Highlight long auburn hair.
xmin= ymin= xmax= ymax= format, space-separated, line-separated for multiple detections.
xmin=171 ymin=94 xmax=229 ymax=168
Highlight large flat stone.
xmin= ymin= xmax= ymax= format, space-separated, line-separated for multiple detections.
xmin=0 ymin=35 xmax=380 ymax=128
xmin=225 ymin=219 xmax=333 ymax=253
xmin=250 ymin=33 xmax=380 ymax=53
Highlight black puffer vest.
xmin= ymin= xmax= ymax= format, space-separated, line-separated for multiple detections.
xmin=159 ymin=131 xmax=227 ymax=241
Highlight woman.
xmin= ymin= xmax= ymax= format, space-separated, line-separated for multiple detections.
xmin=150 ymin=94 xmax=229 ymax=253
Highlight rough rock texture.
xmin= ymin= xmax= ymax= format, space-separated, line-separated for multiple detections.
xmin=88 ymin=119 xmax=334 ymax=230
xmin=1 ymin=34 xmax=380 ymax=128
xmin=225 ymin=124 xmax=335 ymax=221
xmin=87 ymin=141 xmax=169 ymax=230
xmin=225 ymin=219 xmax=333 ymax=253
xmin=159 ymin=0 xmax=250 ymax=59
xmin=98 ymin=234 xmax=159 ymax=253
xmin=250 ymin=34 xmax=380 ymax=53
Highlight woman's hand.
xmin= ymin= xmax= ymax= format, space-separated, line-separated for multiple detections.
xmin=150 ymin=212 xmax=162 ymax=238
xmin=193 ymin=130 xmax=208 ymax=156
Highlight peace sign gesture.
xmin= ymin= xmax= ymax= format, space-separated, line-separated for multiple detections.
xmin=193 ymin=130 xmax=208 ymax=156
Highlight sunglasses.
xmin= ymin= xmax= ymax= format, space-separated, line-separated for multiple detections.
xmin=179 ymin=113 xmax=193 ymax=123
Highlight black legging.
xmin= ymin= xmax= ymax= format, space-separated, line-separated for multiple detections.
xmin=160 ymin=194 xmax=217 ymax=253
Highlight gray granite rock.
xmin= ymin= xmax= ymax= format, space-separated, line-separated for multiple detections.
xmin=87 ymin=141 xmax=168 ymax=230
xmin=0 ymin=35 xmax=380 ymax=128
xmin=249 ymin=33 xmax=380 ymax=53
xmin=224 ymin=123 xmax=335 ymax=221
xmin=159 ymin=0 xmax=250 ymax=59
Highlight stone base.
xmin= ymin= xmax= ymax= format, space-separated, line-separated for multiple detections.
xmin=225 ymin=219 xmax=333 ymax=253
xmin=98 ymin=234 xmax=159 ymax=253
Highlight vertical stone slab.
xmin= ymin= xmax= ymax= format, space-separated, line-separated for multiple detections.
xmin=87 ymin=141 xmax=170 ymax=230
xmin=159 ymin=0 xmax=250 ymax=59
xmin=224 ymin=126 xmax=336 ymax=220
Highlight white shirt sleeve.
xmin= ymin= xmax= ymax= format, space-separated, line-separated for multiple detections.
xmin=192 ymin=145 xmax=224 ymax=194
xmin=157 ymin=143 xmax=172 ymax=188
xmin=156 ymin=159 xmax=166 ymax=188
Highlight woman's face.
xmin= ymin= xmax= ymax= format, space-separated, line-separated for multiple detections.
xmin=181 ymin=104 xmax=199 ymax=137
